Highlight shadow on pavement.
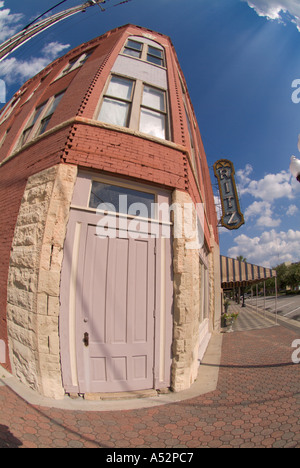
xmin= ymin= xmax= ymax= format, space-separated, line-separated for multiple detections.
xmin=0 ymin=424 xmax=22 ymax=448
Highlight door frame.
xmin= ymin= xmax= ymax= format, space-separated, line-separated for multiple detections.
xmin=59 ymin=171 xmax=173 ymax=394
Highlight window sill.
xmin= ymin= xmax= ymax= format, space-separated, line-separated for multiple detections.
xmin=75 ymin=116 xmax=182 ymax=150
xmin=0 ymin=118 xmax=75 ymax=168
xmin=119 ymin=53 xmax=167 ymax=71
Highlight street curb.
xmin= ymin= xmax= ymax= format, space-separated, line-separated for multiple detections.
xmin=0 ymin=333 xmax=223 ymax=412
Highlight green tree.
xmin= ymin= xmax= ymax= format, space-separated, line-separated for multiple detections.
xmin=236 ymin=255 xmax=247 ymax=262
xmin=275 ymin=263 xmax=289 ymax=291
xmin=286 ymin=263 xmax=300 ymax=291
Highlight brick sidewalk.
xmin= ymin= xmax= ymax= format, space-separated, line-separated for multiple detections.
xmin=0 ymin=324 xmax=299 ymax=448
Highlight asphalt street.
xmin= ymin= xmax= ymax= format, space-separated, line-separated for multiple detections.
xmin=246 ymin=295 xmax=300 ymax=322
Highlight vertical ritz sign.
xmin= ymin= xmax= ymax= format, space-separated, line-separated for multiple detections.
xmin=214 ymin=159 xmax=245 ymax=230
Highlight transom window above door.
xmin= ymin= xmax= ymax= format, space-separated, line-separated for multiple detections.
xmin=89 ymin=180 xmax=156 ymax=218
xmin=96 ymin=75 xmax=169 ymax=140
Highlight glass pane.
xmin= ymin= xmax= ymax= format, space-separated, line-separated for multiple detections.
xmin=148 ymin=46 xmax=163 ymax=58
xmin=45 ymin=92 xmax=64 ymax=117
xmin=126 ymin=40 xmax=143 ymax=51
xmin=140 ymin=108 xmax=166 ymax=139
xmin=21 ymin=127 xmax=33 ymax=146
xmin=142 ymin=86 xmax=165 ymax=112
xmin=31 ymin=103 xmax=46 ymax=126
xmin=98 ymin=98 xmax=130 ymax=127
xmin=63 ymin=58 xmax=77 ymax=74
xmin=38 ymin=116 xmax=52 ymax=135
xmin=106 ymin=76 xmax=133 ymax=101
xmin=147 ymin=54 xmax=163 ymax=66
xmin=89 ymin=181 xmax=155 ymax=217
xmin=123 ymin=48 xmax=141 ymax=59
xmin=79 ymin=50 xmax=93 ymax=65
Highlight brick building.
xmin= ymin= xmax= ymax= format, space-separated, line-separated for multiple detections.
xmin=0 ymin=24 xmax=221 ymax=399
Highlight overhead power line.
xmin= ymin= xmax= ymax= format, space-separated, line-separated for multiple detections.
xmin=0 ymin=0 xmax=130 ymax=63
xmin=22 ymin=1 xmax=69 ymax=30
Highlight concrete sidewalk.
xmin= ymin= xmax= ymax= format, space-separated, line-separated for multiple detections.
xmin=0 ymin=306 xmax=299 ymax=448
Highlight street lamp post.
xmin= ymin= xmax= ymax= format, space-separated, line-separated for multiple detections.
xmin=290 ymin=156 xmax=300 ymax=183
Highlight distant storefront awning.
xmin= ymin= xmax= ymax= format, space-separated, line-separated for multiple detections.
xmin=220 ymin=256 xmax=277 ymax=289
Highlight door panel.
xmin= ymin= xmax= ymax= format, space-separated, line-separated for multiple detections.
xmin=76 ymin=222 xmax=155 ymax=393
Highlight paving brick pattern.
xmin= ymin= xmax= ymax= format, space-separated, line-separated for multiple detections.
xmin=0 ymin=325 xmax=299 ymax=448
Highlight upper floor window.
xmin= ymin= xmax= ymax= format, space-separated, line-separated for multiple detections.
xmin=123 ymin=39 xmax=143 ymax=59
xmin=0 ymin=97 xmax=20 ymax=126
xmin=38 ymin=92 xmax=64 ymax=135
xmin=140 ymin=85 xmax=167 ymax=140
xmin=122 ymin=38 xmax=165 ymax=68
xmin=0 ymin=127 xmax=10 ymax=150
xmin=96 ymin=75 xmax=169 ymax=141
xmin=97 ymin=76 xmax=135 ymax=127
xmin=147 ymin=46 xmax=164 ymax=67
xmin=56 ymin=49 xmax=94 ymax=79
xmin=19 ymin=91 xmax=65 ymax=148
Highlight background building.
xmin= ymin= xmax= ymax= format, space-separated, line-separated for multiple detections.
xmin=0 ymin=24 xmax=221 ymax=399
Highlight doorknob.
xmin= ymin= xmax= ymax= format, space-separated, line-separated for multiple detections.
xmin=83 ymin=332 xmax=89 ymax=347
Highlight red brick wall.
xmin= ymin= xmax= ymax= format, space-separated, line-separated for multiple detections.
xmin=0 ymin=126 xmax=71 ymax=371
xmin=64 ymin=122 xmax=187 ymax=189
xmin=0 ymin=24 xmax=219 ymax=372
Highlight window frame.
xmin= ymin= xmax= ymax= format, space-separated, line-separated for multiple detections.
xmin=55 ymin=49 xmax=95 ymax=80
xmin=123 ymin=39 xmax=143 ymax=59
xmin=139 ymin=84 xmax=168 ymax=140
xmin=0 ymin=127 xmax=10 ymax=150
xmin=96 ymin=74 xmax=170 ymax=141
xmin=122 ymin=38 xmax=166 ymax=68
xmin=17 ymin=90 xmax=65 ymax=149
xmin=96 ymin=75 xmax=136 ymax=128
xmin=89 ymin=179 xmax=157 ymax=218
xmin=36 ymin=91 xmax=65 ymax=137
xmin=19 ymin=101 xmax=47 ymax=147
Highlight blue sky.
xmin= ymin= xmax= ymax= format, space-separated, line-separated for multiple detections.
xmin=0 ymin=0 xmax=300 ymax=267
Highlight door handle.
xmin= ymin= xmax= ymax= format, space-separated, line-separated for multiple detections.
xmin=83 ymin=332 xmax=89 ymax=347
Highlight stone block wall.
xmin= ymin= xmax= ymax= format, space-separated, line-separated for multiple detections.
xmin=7 ymin=164 xmax=77 ymax=399
xmin=171 ymin=189 xmax=218 ymax=392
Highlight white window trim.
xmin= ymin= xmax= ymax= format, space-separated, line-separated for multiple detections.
xmin=0 ymin=97 xmax=20 ymax=126
xmin=121 ymin=37 xmax=166 ymax=69
xmin=95 ymin=74 xmax=170 ymax=141
xmin=54 ymin=49 xmax=94 ymax=81
xmin=15 ymin=91 xmax=65 ymax=151
xmin=71 ymin=172 xmax=172 ymax=225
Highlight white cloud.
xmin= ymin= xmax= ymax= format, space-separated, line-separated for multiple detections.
xmin=0 ymin=3 xmax=70 ymax=85
xmin=228 ymin=229 xmax=300 ymax=267
xmin=286 ymin=204 xmax=298 ymax=216
xmin=242 ymin=0 xmax=300 ymax=31
xmin=244 ymin=200 xmax=281 ymax=227
xmin=237 ymin=166 xmax=295 ymax=202
xmin=0 ymin=42 xmax=70 ymax=84
xmin=0 ymin=1 xmax=23 ymax=42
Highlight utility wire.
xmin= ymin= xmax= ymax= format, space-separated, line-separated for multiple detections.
xmin=23 ymin=1 xmax=69 ymax=30
xmin=0 ymin=0 xmax=133 ymax=63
